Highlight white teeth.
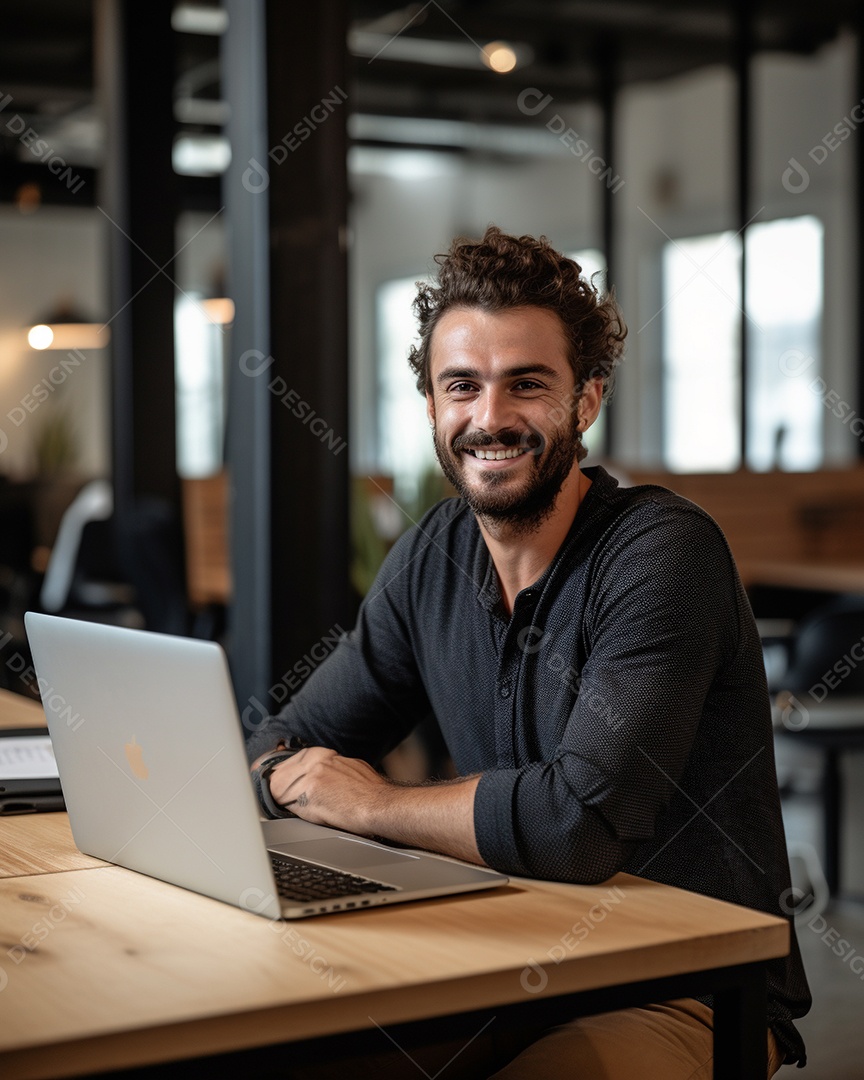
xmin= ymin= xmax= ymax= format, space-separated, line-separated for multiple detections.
xmin=472 ymin=447 xmax=526 ymax=460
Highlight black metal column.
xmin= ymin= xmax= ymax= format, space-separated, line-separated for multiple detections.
xmin=222 ymin=0 xmax=273 ymax=714
xmin=96 ymin=0 xmax=179 ymax=516
xmin=856 ymin=24 xmax=864 ymax=452
xmin=222 ymin=0 xmax=354 ymax=718
xmin=265 ymin=0 xmax=352 ymax=695
xmin=735 ymin=0 xmax=753 ymax=469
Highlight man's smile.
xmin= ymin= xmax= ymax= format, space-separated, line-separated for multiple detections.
xmin=463 ymin=446 xmax=530 ymax=461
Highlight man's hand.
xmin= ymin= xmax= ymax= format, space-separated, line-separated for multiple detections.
xmin=267 ymin=746 xmax=390 ymax=825
xmin=249 ymin=742 xmax=287 ymax=772
xmin=266 ymin=746 xmax=484 ymax=866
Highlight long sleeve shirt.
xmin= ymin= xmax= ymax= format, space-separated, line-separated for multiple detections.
xmin=246 ymin=465 xmax=810 ymax=1064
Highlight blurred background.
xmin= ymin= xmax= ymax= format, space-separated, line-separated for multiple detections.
xmin=0 ymin=3 xmax=863 ymax=1071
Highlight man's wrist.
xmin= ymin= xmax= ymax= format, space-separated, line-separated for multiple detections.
xmin=358 ymin=777 xmax=399 ymax=836
xmin=250 ymin=738 xmax=311 ymax=818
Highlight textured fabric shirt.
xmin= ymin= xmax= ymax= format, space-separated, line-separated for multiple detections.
xmin=246 ymin=465 xmax=811 ymax=1064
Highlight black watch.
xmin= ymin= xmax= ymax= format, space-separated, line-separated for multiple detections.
xmin=251 ymin=737 xmax=309 ymax=819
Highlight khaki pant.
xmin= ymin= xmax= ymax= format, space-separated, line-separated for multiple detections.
xmin=288 ymin=998 xmax=785 ymax=1078
xmin=489 ymin=998 xmax=785 ymax=1079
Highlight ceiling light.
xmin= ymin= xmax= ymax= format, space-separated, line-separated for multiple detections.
xmin=199 ymin=297 xmax=235 ymax=325
xmin=27 ymin=299 xmax=110 ymax=351
xmin=349 ymin=29 xmax=532 ymax=71
xmin=28 ymin=324 xmax=54 ymax=350
xmin=172 ymin=4 xmax=228 ymax=35
xmin=28 ymin=324 xmax=110 ymax=350
xmin=172 ymin=134 xmax=231 ymax=176
xmin=481 ymin=42 xmax=519 ymax=74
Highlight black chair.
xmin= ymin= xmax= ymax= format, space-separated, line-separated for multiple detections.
xmin=39 ymin=480 xmax=139 ymax=622
xmin=40 ymin=481 xmax=190 ymax=635
xmin=773 ymin=597 xmax=864 ymax=898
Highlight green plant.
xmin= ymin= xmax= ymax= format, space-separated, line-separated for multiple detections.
xmin=33 ymin=407 xmax=79 ymax=475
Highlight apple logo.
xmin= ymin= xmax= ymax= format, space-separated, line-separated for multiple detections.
xmin=124 ymin=737 xmax=149 ymax=780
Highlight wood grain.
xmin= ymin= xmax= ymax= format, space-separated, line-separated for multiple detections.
xmin=0 ymin=814 xmax=105 ymax=878
xmin=0 ymin=865 xmax=787 ymax=1078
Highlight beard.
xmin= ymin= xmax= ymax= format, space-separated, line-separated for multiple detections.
xmin=432 ymin=410 xmax=583 ymax=533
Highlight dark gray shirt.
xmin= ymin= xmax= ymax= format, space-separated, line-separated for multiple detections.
xmin=246 ymin=466 xmax=810 ymax=1064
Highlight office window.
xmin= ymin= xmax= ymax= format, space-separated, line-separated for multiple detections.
xmin=568 ymin=249 xmax=606 ymax=460
xmin=662 ymin=216 xmax=823 ymax=472
xmin=745 ymin=217 xmax=823 ymax=471
xmin=174 ymin=295 xmax=227 ymax=478
xmin=377 ymin=276 xmax=436 ymax=504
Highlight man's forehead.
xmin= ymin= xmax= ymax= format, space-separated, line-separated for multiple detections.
xmin=429 ymin=305 xmax=570 ymax=362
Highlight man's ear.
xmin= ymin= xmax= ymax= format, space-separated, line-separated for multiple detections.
xmin=578 ymin=378 xmax=603 ymax=430
xmin=426 ymin=391 xmax=436 ymax=428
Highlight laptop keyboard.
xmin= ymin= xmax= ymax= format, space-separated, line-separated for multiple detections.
xmin=271 ymin=853 xmax=399 ymax=903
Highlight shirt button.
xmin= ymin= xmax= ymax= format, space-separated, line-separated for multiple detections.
xmin=500 ymin=683 xmax=511 ymax=698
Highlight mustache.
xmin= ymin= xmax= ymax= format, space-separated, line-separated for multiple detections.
xmin=451 ymin=428 xmax=543 ymax=454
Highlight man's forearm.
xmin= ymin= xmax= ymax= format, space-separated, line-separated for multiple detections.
xmin=263 ymin=747 xmax=485 ymax=865
xmin=360 ymin=775 xmax=484 ymax=865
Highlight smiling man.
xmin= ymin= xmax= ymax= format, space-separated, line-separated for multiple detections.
xmin=247 ymin=226 xmax=809 ymax=1077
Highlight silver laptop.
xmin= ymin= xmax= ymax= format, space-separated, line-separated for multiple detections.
xmin=24 ymin=612 xmax=507 ymax=919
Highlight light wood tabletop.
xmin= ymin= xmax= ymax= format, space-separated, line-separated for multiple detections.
xmin=0 ymin=688 xmax=47 ymax=731
xmin=0 ymin=815 xmax=789 ymax=1080
xmin=0 ymin=813 xmax=104 ymax=877
xmin=0 ymin=687 xmax=789 ymax=1080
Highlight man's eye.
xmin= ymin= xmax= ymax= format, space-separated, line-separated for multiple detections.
xmin=514 ymin=380 xmax=542 ymax=391
xmin=448 ymin=382 xmax=476 ymax=394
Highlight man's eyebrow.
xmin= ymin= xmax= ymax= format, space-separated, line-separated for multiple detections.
xmin=435 ymin=364 xmax=562 ymax=385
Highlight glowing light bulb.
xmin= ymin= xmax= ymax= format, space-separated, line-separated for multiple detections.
xmin=28 ymin=324 xmax=54 ymax=350
xmin=482 ymin=42 xmax=518 ymax=74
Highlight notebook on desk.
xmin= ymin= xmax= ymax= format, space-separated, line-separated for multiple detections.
xmin=0 ymin=727 xmax=65 ymax=814
xmin=23 ymin=612 xmax=507 ymax=919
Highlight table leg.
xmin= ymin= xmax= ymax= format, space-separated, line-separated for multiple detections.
xmin=824 ymin=747 xmax=841 ymax=896
xmin=712 ymin=967 xmax=768 ymax=1080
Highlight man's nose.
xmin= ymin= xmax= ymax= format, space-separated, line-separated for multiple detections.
xmin=474 ymin=386 xmax=518 ymax=434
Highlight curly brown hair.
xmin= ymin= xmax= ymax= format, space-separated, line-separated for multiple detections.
xmin=408 ymin=225 xmax=626 ymax=398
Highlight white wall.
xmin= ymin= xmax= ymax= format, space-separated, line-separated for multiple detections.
xmin=349 ymin=33 xmax=859 ymax=473
xmin=0 ymin=206 xmax=109 ymax=481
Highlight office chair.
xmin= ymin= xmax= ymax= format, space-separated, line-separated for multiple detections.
xmin=773 ymin=597 xmax=864 ymax=898
xmin=40 ymin=481 xmax=190 ymax=635
xmin=39 ymin=480 xmax=138 ymax=621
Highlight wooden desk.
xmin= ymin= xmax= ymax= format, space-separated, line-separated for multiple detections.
xmin=0 ymin=693 xmax=789 ymax=1080
xmin=741 ymin=558 xmax=864 ymax=596
xmin=0 ymin=688 xmax=47 ymax=731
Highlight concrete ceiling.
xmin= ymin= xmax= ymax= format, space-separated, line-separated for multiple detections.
xmin=0 ymin=0 xmax=859 ymax=188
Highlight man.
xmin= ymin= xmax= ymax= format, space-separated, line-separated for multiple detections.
xmin=248 ymin=226 xmax=810 ymax=1076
